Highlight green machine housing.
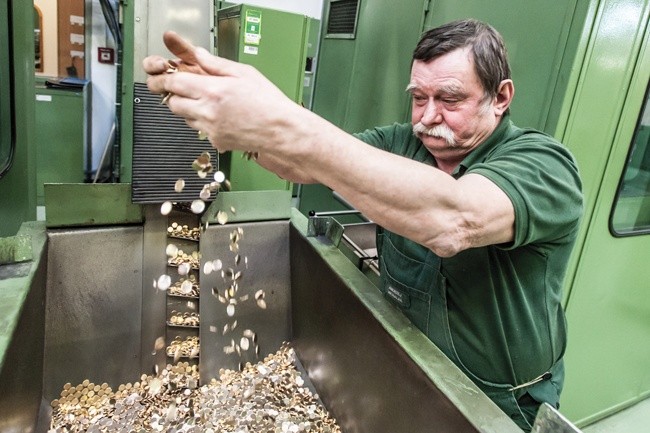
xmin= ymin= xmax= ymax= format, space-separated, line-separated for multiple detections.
xmin=216 ymin=4 xmax=318 ymax=193
xmin=33 ymin=77 xmax=90 ymax=206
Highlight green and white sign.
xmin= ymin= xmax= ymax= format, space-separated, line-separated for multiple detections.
xmin=244 ymin=10 xmax=262 ymax=45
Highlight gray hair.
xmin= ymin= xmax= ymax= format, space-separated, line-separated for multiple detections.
xmin=413 ymin=19 xmax=511 ymax=101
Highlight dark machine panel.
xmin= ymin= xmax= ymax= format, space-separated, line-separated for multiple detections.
xmin=132 ymin=83 xmax=219 ymax=204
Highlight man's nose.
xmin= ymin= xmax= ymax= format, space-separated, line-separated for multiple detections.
xmin=421 ymin=100 xmax=442 ymax=126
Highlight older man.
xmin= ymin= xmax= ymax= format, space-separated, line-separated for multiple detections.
xmin=144 ymin=19 xmax=583 ymax=430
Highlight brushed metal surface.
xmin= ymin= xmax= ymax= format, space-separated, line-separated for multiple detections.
xmin=2 ymin=212 xmax=522 ymax=433
xmin=290 ymin=225 xmax=484 ymax=433
xmin=0 ymin=235 xmax=46 ymax=433
xmin=43 ymin=226 xmax=144 ymax=402
xmin=199 ymin=220 xmax=291 ymax=383
xmin=140 ymin=205 xmax=172 ymax=374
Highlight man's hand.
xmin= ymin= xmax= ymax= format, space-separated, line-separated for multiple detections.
xmin=142 ymin=31 xmax=206 ymax=77
xmin=142 ymin=31 xmax=317 ymax=183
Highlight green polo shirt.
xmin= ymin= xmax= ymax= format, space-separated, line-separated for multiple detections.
xmin=354 ymin=114 xmax=583 ymax=385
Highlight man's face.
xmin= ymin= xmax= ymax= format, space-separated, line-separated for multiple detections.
xmin=409 ymin=47 xmax=500 ymax=162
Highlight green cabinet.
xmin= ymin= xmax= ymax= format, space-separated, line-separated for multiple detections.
xmin=34 ymin=79 xmax=89 ymax=205
xmin=216 ymin=4 xmax=315 ymax=192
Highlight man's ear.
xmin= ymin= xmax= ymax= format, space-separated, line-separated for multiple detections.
xmin=494 ymin=79 xmax=514 ymax=115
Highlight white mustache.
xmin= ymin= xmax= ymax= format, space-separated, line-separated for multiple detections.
xmin=412 ymin=123 xmax=456 ymax=146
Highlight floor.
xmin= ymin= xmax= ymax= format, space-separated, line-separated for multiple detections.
xmin=582 ymin=398 xmax=650 ymax=433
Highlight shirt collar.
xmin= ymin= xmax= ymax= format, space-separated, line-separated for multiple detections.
xmin=451 ymin=112 xmax=513 ymax=178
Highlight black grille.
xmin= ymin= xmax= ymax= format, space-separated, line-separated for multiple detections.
xmin=132 ymin=83 xmax=219 ymax=204
xmin=326 ymin=0 xmax=359 ymax=36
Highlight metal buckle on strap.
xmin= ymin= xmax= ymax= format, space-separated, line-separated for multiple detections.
xmin=508 ymin=371 xmax=552 ymax=392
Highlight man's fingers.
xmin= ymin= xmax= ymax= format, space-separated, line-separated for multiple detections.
xmin=163 ymin=31 xmax=200 ymax=65
xmin=195 ymin=47 xmax=245 ymax=77
xmin=142 ymin=55 xmax=169 ymax=75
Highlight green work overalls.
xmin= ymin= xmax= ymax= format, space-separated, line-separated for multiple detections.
xmin=377 ymin=229 xmax=564 ymax=431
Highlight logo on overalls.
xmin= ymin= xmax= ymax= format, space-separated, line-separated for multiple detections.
xmin=386 ymin=285 xmax=408 ymax=307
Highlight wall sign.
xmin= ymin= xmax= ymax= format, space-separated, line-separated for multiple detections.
xmin=244 ymin=10 xmax=261 ymax=45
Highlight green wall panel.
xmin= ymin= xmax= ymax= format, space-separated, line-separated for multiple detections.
xmin=34 ymin=84 xmax=87 ymax=205
xmin=0 ymin=1 xmax=36 ymax=237
xmin=311 ymin=41 xmax=356 ymax=128
xmin=557 ymin=0 xmax=650 ymax=425
xmin=312 ymin=0 xmax=428 ymax=133
xmin=422 ymin=0 xmax=586 ymax=132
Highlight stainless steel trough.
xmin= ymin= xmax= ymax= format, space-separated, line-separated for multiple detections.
xmin=0 ymin=191 xmax=536 ymax=433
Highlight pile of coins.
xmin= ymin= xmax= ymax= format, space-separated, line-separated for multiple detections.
xmin=167 ymin=222 xmax=201 ymax=241
xmin=168 ymin=311 xmax=200 ymax=327
xmin=168 ymin=276 xmax=200 ymax=298
xmin=166 ymin=336 xmax=200 ymax=360
xmin=49 ymin=345 xmax=341 ymax=433
xmin=167 ymin=249 xmax=200 ymax=270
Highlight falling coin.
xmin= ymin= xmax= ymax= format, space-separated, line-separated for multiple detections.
xmin=160 ymin=201 xmax=173 ymax=215
xmin=212 ymin=259 xmax=223 ymax=271
xmin=203 ymin=261 xmax=214 ymax=275
xmin=217 ymin=211 xmax=228 ymax=225
xmin=200 ymin=187 xmax=211 ymax=200
xmin=157 ymin=275 xmax=172 ymax=291
xmin=154 ymin=336 xmax=165 ymax=351
xmin=191 ymin=199 xmax=205 ymax=214
xmin=180 ymin=280 xmax=193 ymax=295
xmin=178 ymin=262 xmax=191 ymax=276
xmin=174 ymin=179 xmax=185 ymax=193
xmin=214 ymin=171 xmax=226 ymax=183
xmin=166 ymin=243 xmax=178 ymax=257
xmin=226 ymin=304 xmax=235 ymax=317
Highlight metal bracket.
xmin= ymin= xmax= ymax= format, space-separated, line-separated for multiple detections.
xmin=532 ymin=403 xmax=583 ymax=433
xmin=307 ymin=215 xmax=344 ymax=247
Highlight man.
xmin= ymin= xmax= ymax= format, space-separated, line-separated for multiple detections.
xmin=144 ymin=19 xmax=583 ymax=430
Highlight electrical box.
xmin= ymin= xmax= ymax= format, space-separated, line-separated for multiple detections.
xmin=216 ymin=4 xmax=316 ymax=192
